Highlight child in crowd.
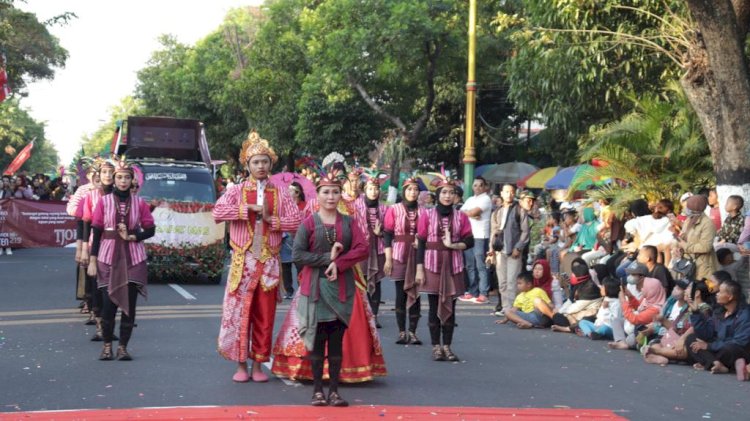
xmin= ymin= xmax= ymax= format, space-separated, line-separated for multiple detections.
xmin=577 ymin=276 xmax=621 ymax=340
xmin=496 ymin=272 xmax=553 ymax=329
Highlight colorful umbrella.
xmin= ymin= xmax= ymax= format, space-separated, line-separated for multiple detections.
xmin=474 ymin=164 xmax=497 ymax=177
xmin=517 ymin=166 xmax=560 ymax=189
xmin=544 ymin=164 xmax=605 ymax=190
xmin=544 ymin=166 xmax=580 ymax=190
xmin=270 ymin=172 xmax=317 ymax=202
xmin=482 ymin=162 xmax=539 ymax=184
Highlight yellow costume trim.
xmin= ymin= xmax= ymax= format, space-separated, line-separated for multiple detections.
xmin=227 ymin=183 xmax=282 ymax=293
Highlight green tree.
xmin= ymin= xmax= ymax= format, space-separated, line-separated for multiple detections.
xmin=0 ymin=98 xmax=59 ymax=174
xmin=0 ymin=0 xmax=72 ymax=95
xmin=572 ymin=83 xmax=713 ymax=214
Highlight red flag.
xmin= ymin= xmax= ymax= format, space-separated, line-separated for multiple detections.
xmin=3 ymin=141 xmax=34 ymax=175
xmin=0 ymin=53 xmax=10 ymax=103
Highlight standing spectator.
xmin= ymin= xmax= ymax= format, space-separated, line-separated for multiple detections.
xmin=0 ymin=175 xmax=13 ymax=198
xmin=281 ymin=182 xmax=307 ymax=299
xmin=686 ymin=279 xmax=750 ymax=380
xmin=459 ymin=176 xmax=492 ymax=304
xmin=716 ymin=195 xmax=744 ymax=246
xmin=13 ymin=178 xmax=33 ymax=199
xmin=678 ymin=195 xmax=719 ymax=282
xmin=705 ymin=188 xmax=722 ymax=231
xmin=490 ymin=184 xmax=530 ymax=316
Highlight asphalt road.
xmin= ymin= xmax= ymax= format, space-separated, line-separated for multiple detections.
xmin=0 ymin=248 xmax=747 ymax=420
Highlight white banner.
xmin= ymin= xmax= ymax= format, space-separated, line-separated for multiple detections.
xmin=145 ymin=206 xmax=224 ymax=247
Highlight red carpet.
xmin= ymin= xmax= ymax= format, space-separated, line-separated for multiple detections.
xmin=3 ymin=405 xmax=626 ymax=420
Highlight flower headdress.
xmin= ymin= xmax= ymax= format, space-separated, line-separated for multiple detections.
xmin=403 ymin=171 xmax=420 ymax=190
xmin=362 ymin=168 xmax=383 ymax=187
xmin=432 ymin=166 xmax=456 ymax=190
xmin=316 ymin=168 xmax=344 ymax=189
xmin=239 ymin=131 xmax=278 ymax=165
xmin=90 ymin=156 xmax=112 ymax=173
xmin=111 ymin=154 xmax=133 ymax=176
xmin=321 ymin=151 xmax=345 ymax=169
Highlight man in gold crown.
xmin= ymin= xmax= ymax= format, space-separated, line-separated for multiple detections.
xmin=213 ymin=131 xmax=302 ymax=383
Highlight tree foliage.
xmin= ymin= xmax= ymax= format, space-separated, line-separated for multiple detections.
xmin=0 ymin=0 xmax=72 ymax=95
xmin=0 ymin=99 xmax=59 ymax=174
xmin=572 ymin=82 xmax=713 ymax=213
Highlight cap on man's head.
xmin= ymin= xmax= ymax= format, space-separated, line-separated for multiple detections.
xmin=626 ymin=263 xmax=649 ymax=277
xmin=520 ymin=190 xmax=536 ymax=200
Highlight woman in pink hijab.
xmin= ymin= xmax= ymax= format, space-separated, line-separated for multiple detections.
xmin=609 ymin=264 xmax=666 ymax=350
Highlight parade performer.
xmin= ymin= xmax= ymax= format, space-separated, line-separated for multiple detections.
xmin=354 ymin=170 xmax=387 ymax=327
xmin=66 ymin=160 xmax=97 ymax=314
xmin=383 ymin=176 xmax=423 ymax=345
xmin=87 ymin=157 xmax=155 ymax=360
xmin=79 ymin=158 xmax=115 ymax=339
xmin=213 ymin=131 xmax=302 ymax=382
xmin=272 ymin=167 xmax=387 ymax=385
xmin=416 ymin=176 xmax=473 ymax=361
xmin=293 ymin=171 xmax=368 ymax=406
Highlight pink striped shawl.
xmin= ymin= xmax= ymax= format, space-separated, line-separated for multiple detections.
xmin=91 ymin=194 xmax=154 ymax=266
xmin=383 ymin=203 xmax=421 ymax=263
xmin=417 ymin=208 xmax=472 ymax=274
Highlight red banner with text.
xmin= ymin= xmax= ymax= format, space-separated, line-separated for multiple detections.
xmin=0 ymin=199 xmax=78 ymax=248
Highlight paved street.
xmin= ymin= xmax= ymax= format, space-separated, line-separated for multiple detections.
xmin=0 ymin=248 xmax=748 ymax=420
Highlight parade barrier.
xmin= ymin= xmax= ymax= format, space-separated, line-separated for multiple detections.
xmin=0 ymin=198 xmax=77 ymax=248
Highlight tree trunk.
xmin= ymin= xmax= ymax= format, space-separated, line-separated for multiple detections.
xmin=682 ymin=0 xmax=750 ymax=219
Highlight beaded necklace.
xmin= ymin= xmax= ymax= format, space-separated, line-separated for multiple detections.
xmin=406 ymin=206 xmax=418 ymax=236
xmin=323 ymin=224 xmax=337 ymax=246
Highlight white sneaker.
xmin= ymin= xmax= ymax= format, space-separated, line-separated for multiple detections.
xmin=493 ymin=309 xmax=505 ymax=317
xmin=4 ymin=248 xmax=11 ymax=255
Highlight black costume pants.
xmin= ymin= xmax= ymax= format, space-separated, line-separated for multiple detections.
xmin=394 ymin=280 xmax=421 ymax=332
xmin=101 ymin=283 xmax=139 ymax=346
xmin=310 ymin=320 xmax=347 ymax=393
xmin=427 ymin=295 xmax=456 ymax=346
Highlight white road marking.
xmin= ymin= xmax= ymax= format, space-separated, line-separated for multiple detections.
xmin=168 ymin=284 xmax=197 ymax=300
xmin=264 ymin=358 xmax=299 ymax=387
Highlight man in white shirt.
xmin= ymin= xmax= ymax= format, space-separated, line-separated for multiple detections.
xmin=459 ymin=176 xmax=493 ymax=304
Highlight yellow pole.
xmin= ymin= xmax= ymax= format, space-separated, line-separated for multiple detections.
xmin=463 ymin=0 xmax=477 ymax=200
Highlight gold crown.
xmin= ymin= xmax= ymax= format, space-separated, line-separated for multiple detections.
xmin=239 ymin=131 xmax=278 ymax=165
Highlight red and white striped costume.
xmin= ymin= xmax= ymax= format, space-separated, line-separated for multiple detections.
xmin=213 ymin=178 xmax=302 ymax=363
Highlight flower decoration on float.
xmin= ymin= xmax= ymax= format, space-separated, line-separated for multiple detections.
xmin=239 ymin=130 xmax=277 ymax=165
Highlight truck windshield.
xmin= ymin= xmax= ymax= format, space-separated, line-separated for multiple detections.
xmin=138 ymin=167 xmax=216 ymax=203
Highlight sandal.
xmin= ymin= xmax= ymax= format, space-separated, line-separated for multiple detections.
xmin=442 ymin=345 xmax=459 ymax=362
xmin=432 ymin=345 xmax=445 ymax=361
xmin=99 ymin=343 xmax=113 ymax=361
xmin=328 ymin=391 xmax=349 ymax=407
xmin=116 ymin=345 xmax=132 ymax=361
xmin=395 ymin=331 xmax=408 ymax=345
xmin=311 ymin=392 xmax=328 ymax=406
xmin=408 ymin=332 xmax=422 ymax=345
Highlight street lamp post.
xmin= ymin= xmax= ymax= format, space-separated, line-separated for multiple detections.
xmin=462 ymin=0 xmax=477 ymax=200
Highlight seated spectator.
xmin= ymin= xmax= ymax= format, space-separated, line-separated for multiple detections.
xmin=557 ymin=210 xmax=580 ymax=262
xmin=608 ymin=263 xmax=666 ymax=350
xmin=496 ymin=272 xmax=553 ymax=329
xmin=716 ymin=249 xmax=741 ymax=281
xmin=578 ymin=276 xmax=622 ymax=340
xmin=686 ymin=279 xmax=750 ymax=380
xmin=637 ymin=245 xmax=674 ymax=293
xmin=550 ymin=263 xmax=603 ymax=333
xmin=570 ymin=207 xmax=599 ymax=255
xmin=643 ymin=280 xmax=712 ymax=365
xmin=530 ymin=259 xmax=553 ymax=298
xmin=716 ymin=195 xmax=744 ymax=246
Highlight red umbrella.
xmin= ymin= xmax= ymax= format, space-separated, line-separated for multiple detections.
xmin=270 ymin=172 xmax=317 ymax=202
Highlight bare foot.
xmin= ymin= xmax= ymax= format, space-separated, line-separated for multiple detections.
xmin=607 ymin=341 xmax=629 ymax=350
xmin=644 ymin=353 xmax=669 ymax=366
xmin=551 ymin=325 xmax=571 ymax=333
xmin=710 ymin=361 xmax=729 ymax=374
xmin=692 ymin=363 xmax=705 ymax=371
xmin=495 ymin=318 xmax=509 ymax=325
xmin=516 ymin=321 xmax=533 ymax=329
